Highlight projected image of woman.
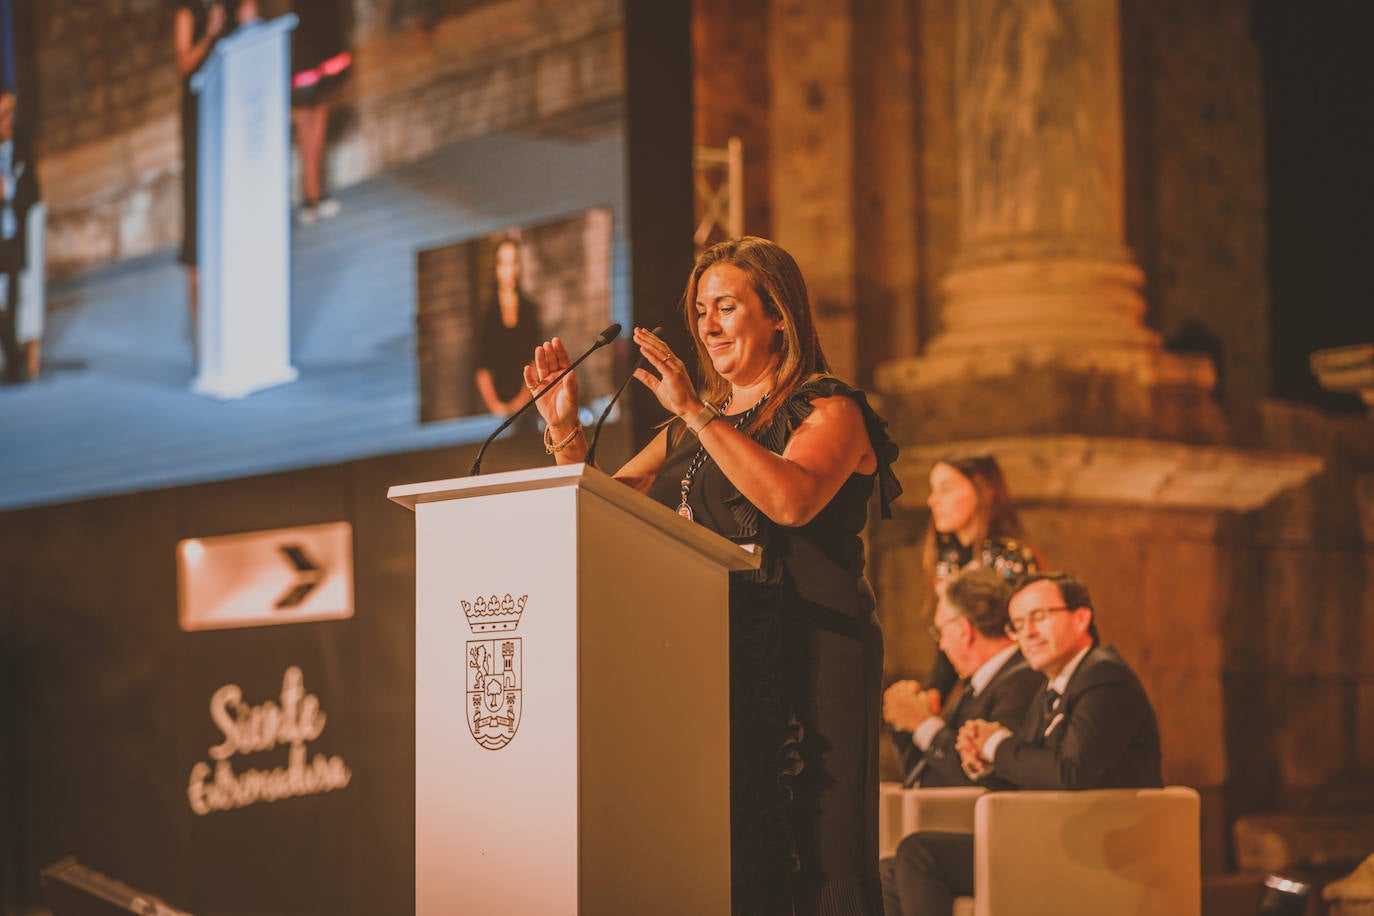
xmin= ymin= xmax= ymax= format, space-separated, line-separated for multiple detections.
xmin=474 ymin=238 xmax=543 ymax=417
xmin=524 ymin=237 xmax=902 ymax=914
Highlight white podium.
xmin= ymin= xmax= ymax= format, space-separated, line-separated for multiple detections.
xmin=190 ymin=15 xmax=298 ymax=399
xmin=389 ymin=464 xmax=760 ymax=915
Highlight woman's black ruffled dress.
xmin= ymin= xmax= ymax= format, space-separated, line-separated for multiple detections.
xmin=645 ymin=376 xmax=901 ymax=916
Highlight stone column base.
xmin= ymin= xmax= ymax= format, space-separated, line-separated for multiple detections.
xmin=912 ymin=255 xmax=1216 ymax=389
xmin=878 ymin=343 xmax=1216 ymax=391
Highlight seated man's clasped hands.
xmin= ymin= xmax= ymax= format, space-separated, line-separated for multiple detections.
xmin=952 ymin=718 xmax=997 ymax=779
xmin=882 ymin=680 xmax=942 ymax=734
xmin=881 ymin=569 xmax=1041 ymax=791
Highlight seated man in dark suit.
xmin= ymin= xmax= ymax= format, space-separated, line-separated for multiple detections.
xmin=885 ymin=572 xmax=1162 ymax=916
xmin=882 ymin=568 xmax=1042 ymax=789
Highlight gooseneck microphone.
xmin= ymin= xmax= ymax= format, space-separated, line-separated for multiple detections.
xmin=584 ymin=326 xmax=665 ymax=468
xmin=468 ymin=323 xmax=622 ymax=476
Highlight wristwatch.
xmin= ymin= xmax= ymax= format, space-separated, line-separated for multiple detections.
xmin=685 ymin=402 xmax=721 ymax=434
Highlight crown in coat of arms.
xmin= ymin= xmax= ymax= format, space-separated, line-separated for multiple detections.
xmin=461 ymin=593 xmax=528 ymax=632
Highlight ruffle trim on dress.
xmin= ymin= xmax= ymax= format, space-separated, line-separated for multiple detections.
xmin=718 ymin=376 xmax=902 ymax=585
xmin=772 ymin=714 xmax=806 ymax=880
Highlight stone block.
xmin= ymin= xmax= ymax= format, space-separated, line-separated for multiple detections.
xmin=1149 ymin=668 xmax=1227 ymax=787
xmin=874 ymin=367 xmax=1228 ymax=447
xmin=126 ymin=114 xmax=180 ymax=180
xmin=39 ymin=136 xmax=130 ymax=209
xmin=1129 ymin=0 xmax=1270 ymax=402
xmin=1358 ymin=681 xmax=1374 ymax=773
xmin=117 ymin=172 xmax=181 ymax=260
xmin=46 ymin=206 xmax=117 ymax=279
xmin=432 ymin=0 xmax=543 ymax=62
xmin=1140 ymin=531 xmax=1224 ymax=671
xmin=872 ymin=534 xmax=934 ymax=683
xmin=1264 ymin=548 xmax=1365 ymax=679
xmin=1234 ymin=812 xmax=1374 ymax=872
xmin=1277 ymin=679 xmax=1354 ymax=791
xmin=534 ymin=48 xmax=576 ymax=118
xmin=1201 ymin=872 xmax=1266 ymax=916
xmin=574 ymin=25 xmax=624 ymax=102
xmin=1216 ymin=542 xmax=1270 ymax=674
xmin=1359 ymin=475 xmax=1374 ymax=546
xmin=1222 ymin=675 xmax=1284 ymax=814
xmin=1068 ymin=531 xmax=1151 ymax=662
xmin=1195 ymin=785 xmax=1230 ymax=877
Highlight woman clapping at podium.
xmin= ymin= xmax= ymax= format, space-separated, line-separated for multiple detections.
xmin=525 ymin=237 xmax=901 ymax=915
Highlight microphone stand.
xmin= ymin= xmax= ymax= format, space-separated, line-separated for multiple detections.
xmin=584 ymin=326 xmax=665 ymax=468
xmin=468 ymin=323 xmax=622 ymax=476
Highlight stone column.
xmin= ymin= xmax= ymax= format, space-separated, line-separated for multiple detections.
xmin=917 ymin=0 xmax=1210 ymax=388
xmin=768 ymin=0 xmax=858 ymax=381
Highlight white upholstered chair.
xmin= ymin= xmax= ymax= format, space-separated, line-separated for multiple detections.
xmin=879 ymin=782 xmax=987 ymax=858
xmin=950 ymin=787 xmax=1201 ymax=916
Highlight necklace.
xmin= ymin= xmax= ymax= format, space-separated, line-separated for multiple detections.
xmin=677 ymin=392 xmax=769 ymax=521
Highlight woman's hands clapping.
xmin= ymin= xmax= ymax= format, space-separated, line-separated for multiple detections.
xmin=632 ymin=327 xmax=705 ymax=420
xmin=522 ymin=338 xmax=581 ymax=433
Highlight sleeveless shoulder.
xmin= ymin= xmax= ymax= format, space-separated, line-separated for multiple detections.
xmin=761 ymin=375 xmax=903 ymax=518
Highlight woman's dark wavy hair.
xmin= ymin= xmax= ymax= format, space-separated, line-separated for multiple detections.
xmin=921 ymin=451 xmax=1027 ymax=576
xmin=680 ymin=237 xmax=829 ymax=435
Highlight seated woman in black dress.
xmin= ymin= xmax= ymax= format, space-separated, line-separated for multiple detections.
xmin=922 ymin=452 xmax=1039 ymax=696
xmin=524 ymin=237 xmax=901 ymax=915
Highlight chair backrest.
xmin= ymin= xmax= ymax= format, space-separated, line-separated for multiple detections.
xmin=971 ymin=787 xmax=1201 ymax=916
xmin=879 ymin=782 xmax=987 ymax=858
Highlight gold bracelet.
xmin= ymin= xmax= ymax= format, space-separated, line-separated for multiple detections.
xmin=544 ymin=422 xmax=583 ymax=454
xmin=685 ymin=402 xmax=721 ymax=435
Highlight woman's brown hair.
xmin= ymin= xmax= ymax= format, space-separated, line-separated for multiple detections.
xmin=920 ymin=452 xmax=1027 ymax=576
xmin=680 ymin=237 xmax=829 ymax=435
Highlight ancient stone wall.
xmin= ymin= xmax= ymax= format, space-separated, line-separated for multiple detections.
xmin=1121 ymin=0 xmax=1271 ymax=403
xmin=1220 ymin=403 xmax=1374 ymax=816
xmin=690 ymin=0 xmax=771 ymax=239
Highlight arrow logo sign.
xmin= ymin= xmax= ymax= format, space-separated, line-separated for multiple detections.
xmin=177 ymin=522 xmax=353 ymax=631
xmin=275 ymin=544 xmax=325 ymax=609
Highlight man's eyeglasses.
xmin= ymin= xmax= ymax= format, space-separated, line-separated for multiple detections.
xmin=928 ymin=616 xmax=963 ymax=643
xmin=1004 ymin=606 xmax=1071 ymax=637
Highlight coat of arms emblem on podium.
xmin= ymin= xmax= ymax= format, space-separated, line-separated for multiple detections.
xmin=462 ymin=593 xmax=526 ymax=750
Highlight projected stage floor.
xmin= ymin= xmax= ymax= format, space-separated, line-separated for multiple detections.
xmin=0 ymin=129 xmax=627 ymax=511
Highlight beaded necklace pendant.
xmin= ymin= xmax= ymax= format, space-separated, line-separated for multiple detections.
xmin=676 ymin=393 xmax=768 ymax=522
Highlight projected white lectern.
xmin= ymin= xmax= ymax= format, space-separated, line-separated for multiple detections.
xmin=389 ymin=464 xmax=759 ymax=915
xmin=190 ymin=15 xmax=298 ymax=399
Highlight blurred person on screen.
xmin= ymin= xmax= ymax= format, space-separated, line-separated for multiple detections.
xmin=474 ymin=238 xmax=544 ymax=417
xmin=290 ymin=0 xmax=353 ymax=224
xmin=0 ymin=88 xmax=39 ymax=385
